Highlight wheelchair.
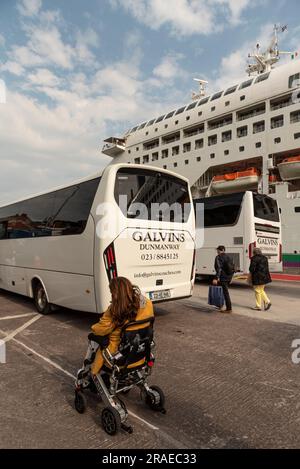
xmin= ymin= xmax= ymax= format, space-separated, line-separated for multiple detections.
xmin=74 ymin=317 xmax=166 ymax=435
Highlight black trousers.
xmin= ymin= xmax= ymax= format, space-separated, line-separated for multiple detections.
xmin=220 ymin=281 xmax=232 ymax=311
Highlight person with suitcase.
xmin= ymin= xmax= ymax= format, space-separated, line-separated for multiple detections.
xmin=213 ymin=246 xmax=235 ymax=314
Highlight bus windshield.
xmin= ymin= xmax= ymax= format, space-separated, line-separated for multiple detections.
xmin=197 ymin=192 xmax=244 ymax=228
xmin=114 ymin=168 xmax=191 ymax=222
xmin=253 ymin=193 xmax=280 ymax=222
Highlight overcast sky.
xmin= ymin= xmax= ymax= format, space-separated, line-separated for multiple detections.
xmin=0 ymin=0 xmax=300 ymax=203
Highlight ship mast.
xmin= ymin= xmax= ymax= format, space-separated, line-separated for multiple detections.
xmin=191 ymin=78 xmax=208 ymax=101
xmin=246 ymin=24 xmax=291 ymax=75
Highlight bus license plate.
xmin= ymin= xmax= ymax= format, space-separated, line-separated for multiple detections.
xmin=150 ymin=289 xmax=171 ymax=301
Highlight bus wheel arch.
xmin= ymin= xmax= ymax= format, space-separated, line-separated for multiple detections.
xmin=31 ymin=277 xmax=52 ymax=315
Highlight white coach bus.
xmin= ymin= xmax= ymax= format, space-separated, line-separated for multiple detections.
xmin=0 ymin=164 xmax=195 ymax=314
xmin=194 ymin=191 xmax=282 ymax=278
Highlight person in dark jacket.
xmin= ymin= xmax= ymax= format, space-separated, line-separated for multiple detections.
xmin=249 ymin=247 xmax=272 ymax=311
xmin=213 ymin=245 xmax=234 ymax=313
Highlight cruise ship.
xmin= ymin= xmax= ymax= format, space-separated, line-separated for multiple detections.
xmin=103 ymin=26 xmax=300 ymax=273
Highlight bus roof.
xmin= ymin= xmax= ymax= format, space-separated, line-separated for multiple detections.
xmin=0 ymin=163 xmax=190 ymax=210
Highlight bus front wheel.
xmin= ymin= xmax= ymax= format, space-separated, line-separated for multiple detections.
xmin=33 ymin=281 xmax=52 ymax=315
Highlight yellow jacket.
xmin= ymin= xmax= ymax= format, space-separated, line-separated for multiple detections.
xmin=91 ymin=296 xmax=154 ymax=375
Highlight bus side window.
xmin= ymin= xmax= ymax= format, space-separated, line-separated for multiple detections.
xmin=51 ymin=178 xmax=100 ymax=236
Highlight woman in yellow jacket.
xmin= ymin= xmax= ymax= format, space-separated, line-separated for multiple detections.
xmin=90 ymin=277 xmax=154 ymax=375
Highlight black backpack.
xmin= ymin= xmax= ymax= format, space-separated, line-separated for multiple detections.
xmin=223 ymin=256 xmax=235 ymax=276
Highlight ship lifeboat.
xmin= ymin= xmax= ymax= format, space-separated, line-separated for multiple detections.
xmin=211 ymin=168 xmax=260 ymax=194
xmin=278 ymin=156 xmax=300 ymax=181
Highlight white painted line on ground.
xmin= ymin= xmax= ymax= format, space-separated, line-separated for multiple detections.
xmin=12 ymin=337 xmax=76 ymax=380
xmin=0 ymin=315 xmax=41 ymax=343
xmin=3 ymin=333 xmax=159 ymax=431
xmin=0 ymin=312 xmax=37 ymax=321
xmin=127 ymin=410 xmax=159 ymax=430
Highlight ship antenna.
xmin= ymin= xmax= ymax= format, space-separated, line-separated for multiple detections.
xmin=192 ymin=78 xmax=208 ymax=101
xmin=246 ymin=24 xmax=291 ymax=76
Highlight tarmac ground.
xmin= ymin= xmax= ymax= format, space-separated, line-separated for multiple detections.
xmin=0 ymin=279 xmax=300 ymax=449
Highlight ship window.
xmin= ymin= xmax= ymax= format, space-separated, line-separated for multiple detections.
xmin=162 ymin=131 xmax=180 ymax=145
xmin=255 ymin=72 xmax=270 ymax=84
xmin=146 ymin=119 xmax=155 ymax=127
xmin=128 ymin=150 xmax=131 ymax=154
xmin=152 ymin=153 xmax=159 ymax=161
xmin=240 ymin=95 xmax=246 ymax=101
xmin=134 ymin=158 xmax=140 ymax=164
xmin=208 ymin=114 xmax=232 ymax=130
xmin=185 ymin=160 xmax=189 ymax=165
xmin=197 ymin=157 xmax=201 ymax=162
xmin=162 ymin=149 xmax=168 ymax=159
xmin=210 ymin=153 xmax=215 ymax=159
xmin=130 ymin=126 xmax=138 ymax=133
xmin=289 ymin=73 xmax=300 ymax=88
xmin=145 ymin=131 xmax=149 ymax=136
xmin=186 ymin=102 xmax=197 ymax=110
xmin=224 ymin=85 xmax=238 ymax=96
xmin=208 ymin=135 xmax=217 ymax=146
xmin=237 ymin=126 xmax=248 ymax=138
xmin=225 ymin=101 xmax=230 ymax=106
xmin=295 ymin=207 xmax=300 ymax=213
xmin=195 ymin=139 xmax=204 ymax=149
xmin=211 ymin=106 xmax=216 ymax=112
xmin=174 ymin=162 xmax=178 ymax=168
xmin=237 ymin=103 xmax=265 ymax=121
xmin=239 ymin=146 xmax=245 ymax=152
xmin=138 ymin=122 xmax=147 ymax=129
xmin=155 ymin=115 xmax=165 ymax=123
xmin=253 ymin=121 xmax=265 ymax=134
xmin=294 ymin=132 xmax=300 ymax=140
xmin=274 ymin=137 xmax=281 ymax=144
xmin=143 ymin=155 xmax=149 ymax=163
xmin=256 ymin=142 xmax=262 ymax=148
xmin=183 ymin=142 xmax=191 ymax=153
xmin=224 ymin=150 xmax=229 ymax=155
xmin=211 ymin=91 xmax=223 ymax=101
xmin=143 ymin=138 xmax=159 ymax=151
xmin=165 ymin=111 xmax=175 ymax=119
xmin=186 ymin=116 xmax=190 ymax=121
xmin=175 ymin=106 xmax=186 ymax=115
xmin=239 ymin=79 xmax=253 ymax=90
xmin=291 ymin=110 xmax=300 ymax=124
xmin=271 ymin=115 xmax=284 ymax=129
xmin=163 ymin=165 xmax=167 ymax=169
xmin=222 ymin=130 xmax=232 ymax=142
xmin=172 ymin=146 xmax=180 ymax=156
xmin=198 ymin=97 xmax=209 ymax=106
xmin=175 ymin=120 xmax=179 ymax=125
xmin=271 ymin=93 xmax=293 ymax=111
xmin=184 ymin=123 xmax=204 ymax=138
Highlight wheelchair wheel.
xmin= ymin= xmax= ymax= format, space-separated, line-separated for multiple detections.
xmin=145 ymin=385 xmax=166 ymax=412
xmin=101 ymin=407 xmax=121 ymax=435
xmin=74 ymin=390 xmax=87 ymax=414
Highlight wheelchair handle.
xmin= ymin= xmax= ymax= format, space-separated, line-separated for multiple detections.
xmin=122 ymin=316 xmax=154 ymax=330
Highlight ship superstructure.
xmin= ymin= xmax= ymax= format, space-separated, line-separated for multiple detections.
xmin=103 ymin=26 xmax=300 ymax=272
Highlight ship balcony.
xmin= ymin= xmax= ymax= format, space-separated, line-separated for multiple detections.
xmin=102 ymin=137 xmax=126 ymax=157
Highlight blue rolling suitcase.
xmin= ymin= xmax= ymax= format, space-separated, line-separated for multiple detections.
xmin=208 ymin=285 xmax=225 ymax=308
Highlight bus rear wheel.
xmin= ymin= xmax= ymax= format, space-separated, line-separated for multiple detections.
xmin=33 ymin=281 xmax=52 ymax=315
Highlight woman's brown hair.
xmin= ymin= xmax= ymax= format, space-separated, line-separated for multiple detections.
xmin=109 ymin=277 xmax=141 ymax=327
